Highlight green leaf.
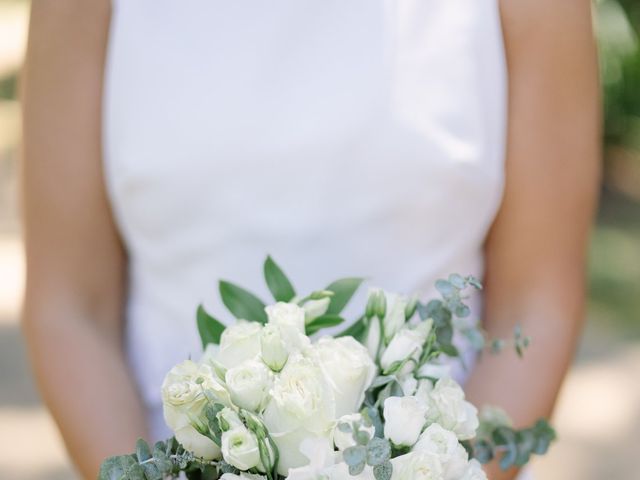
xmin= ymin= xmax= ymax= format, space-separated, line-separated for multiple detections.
xmin=305 ymin=314 xmax=345 ymax=335
xmin=373 ymin=461 xmax=393 ymax=480
xmin=325 ymin=277 xmax=365 ymax=315
xmin=263 ymin=256 xmax=296 ymax=302
xmin=366 ymin=437 xmax=391 ymax=466
xmin=343 ymin=445 xmax=367 ymax=467
xmin=219 ymin=281 xmax=268 ymax=323
xmin=98 ymin=455 xmax=143 ymax=480
xmin=135 ymin=438 xmax=152 ymax=463
xmin=336 ymin=315 xmax=368 ymax=341
xmin=196 ymin=305 xmax=226 ymax=348
xmin=435 ymin=279 xmax=456 ymax=297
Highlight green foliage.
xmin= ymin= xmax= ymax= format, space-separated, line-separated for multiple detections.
xmin=342 ymin=430 xmax=393 ymax=479
xmin=324 ymin=277 xmax=365 ymax=315
xmin=305 ymin=313 xmax=345 ymax=335
xmin=263 ymin=256 xmax=296 ymax=302
xmin=196 ymin=305 xmax=226 ymax=347
xmin=98 ymin=438 xmax=205 ymax=480
xmin=219 ymin=280 xmax=268 ymax=324
xmin=470 ymin=419 xmax=557 ymax=470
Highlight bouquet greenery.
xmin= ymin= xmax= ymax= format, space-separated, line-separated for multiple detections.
xmin=100 ymin=257 xmax=555 ymax=480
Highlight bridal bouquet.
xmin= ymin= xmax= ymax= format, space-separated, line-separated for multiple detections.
xmin=100 ymin=257 xmax=555 ymax=480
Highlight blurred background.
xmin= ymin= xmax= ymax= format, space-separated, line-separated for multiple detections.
xmin=1 ymin=1 xmax=639 ymax=478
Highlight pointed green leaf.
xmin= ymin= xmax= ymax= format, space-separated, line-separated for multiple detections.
xmin=196 ymin=304 xmax=226 ymax=347
xmin=263 ymin=256 xmax=296 ymax=302
xmin=336 ymin=315 xmax=368 ymax=341
xmin=219 ymin=281 xmax=268 ymax=323
xmin=325 ymin=277 xmax=364 ymax=315
xmin=305 ymin=314 xmax=345 ymax=335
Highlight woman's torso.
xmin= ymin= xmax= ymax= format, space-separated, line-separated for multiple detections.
xmin=103 ymin=0 xmax=507 ymax=439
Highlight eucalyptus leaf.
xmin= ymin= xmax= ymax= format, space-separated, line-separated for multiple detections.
xmin=373 ymin=461 xmax=393 ymax=480
xmin=263 ymin=256 xmax=296 ymax=302
xmin=366 ymin=437 xmax=391 ymax=466
xmin=219 ymin=280 xmax=268 ymax=323
xmin=343 ymin=445 xmax=367 ymax=467
xmin=135 ymin=438 xmax=152 ymax=463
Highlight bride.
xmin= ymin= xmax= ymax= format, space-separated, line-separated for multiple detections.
xmin=21 ymin=1 xmax=599 ymax=479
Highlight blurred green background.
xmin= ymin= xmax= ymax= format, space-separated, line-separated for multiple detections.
xmin=0 ymin=1 xmax=638 ymax=479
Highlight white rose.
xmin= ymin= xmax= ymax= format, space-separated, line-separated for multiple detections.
xmin=217 ymin=321 xmax=263 ymax=368
xmin=398 ymin=374 xmax=418 ymax=396
xmin=380 ymin=320 xmax=432 ymax=373
xmin=413 ymin=424 xmax=468 ymax=480
xmin=260 ymin=323 xmax=290 ymax=371
xmin=418 ymin=362 xmax=452 ymax=381
xmin=266 ymin=302 xmax=306 ymax=332
xmin=461 ymin=460 xmax=488 ymax=480
xmin=266 ymin=302 xmax=310 ymax=351
xmin=263 ymin=354 xmax=336 ymax=474
xmin=427 ymin=378 xmax=479 ymax=440
xmin=333 ymin=413 xmax=375 ymax=451
xmin=221 ymin=426 xmax=261 ymax=471
xmin=382 ymin=293 xmax=408 ymax=342
xmin=383 ymin=396 xmax=428 ymax=447
xmin=161 ymin=360 xmax=229 ymax=460
xmin=310 ymin=336 xmax=376 ymax=417
xmin=391 ymin=451 xmax=444 ymax=480
xmin=303 ymin=297 xmax=331 ymax=323
xmin=225 ymin=359 xmax=273 ymax=412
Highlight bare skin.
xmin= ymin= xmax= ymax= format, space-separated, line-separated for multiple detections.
xmin=21 ymin=1 xmax=148 ymax=479
xmin=21 ymin=0 xmax=600 ymax=479
xmin=465 ymin=0 xmax=601 ymax=478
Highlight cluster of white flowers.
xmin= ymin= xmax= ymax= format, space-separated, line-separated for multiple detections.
xmin=161 ymin=293 xmax=486 ymax=480
xmin=161 ymin=301 xmax=376 ymax=477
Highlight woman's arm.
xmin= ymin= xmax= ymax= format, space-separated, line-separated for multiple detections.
xmin=21 ymin=1 xmax=148 ymax=478
xmin=465 ymin=0 xmax=601 ymax=478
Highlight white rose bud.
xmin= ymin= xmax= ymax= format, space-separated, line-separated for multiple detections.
xmin=217 ymin=321 xmax=263 ymax=369
xmin=260 ymin=323 xmax=289 ymax=372
xmin=265 ymin=302 xmax=309 ymax=351
xmin=382 ymin=293 xmax=408 ymax=342
xmin=383 ymin=396 xmax=428 ymax=447
xmin=418 ymin=362 xmax=453 ymax=381
xmin=391 ymin=451 xmax=444 ymax=480
xmin=364 ymin=315 xmax=382 ymax=360
xmin=225 ymin=359 xmax=273 ymax=412
xmin=427 ymin=377 xmax=479 ymax=440
xmin=415 ymin=379 xmax=434 ymax=403
xmin=265 ymin=302 xmax=306 ymax=332
xmin=333 ymin=413 xmax=375 ymax=451
xmin=303 ymin=297 xmax=331 ymax=323
xmin=414 ymin=424 xmax=469 ymax=480
xmin=221 ymin=426 xmax=262 ymax=471
xmin=217 ymin=407 xmax=244 ymax=432
xmin=380 ymin=320 xmax=432 ymax=373
xmin=398 ymin=374 xmax=418 ymax=396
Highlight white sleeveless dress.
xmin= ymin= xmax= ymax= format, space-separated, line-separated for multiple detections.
xmin=104 ymin=0 xmax=507 ymax=441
